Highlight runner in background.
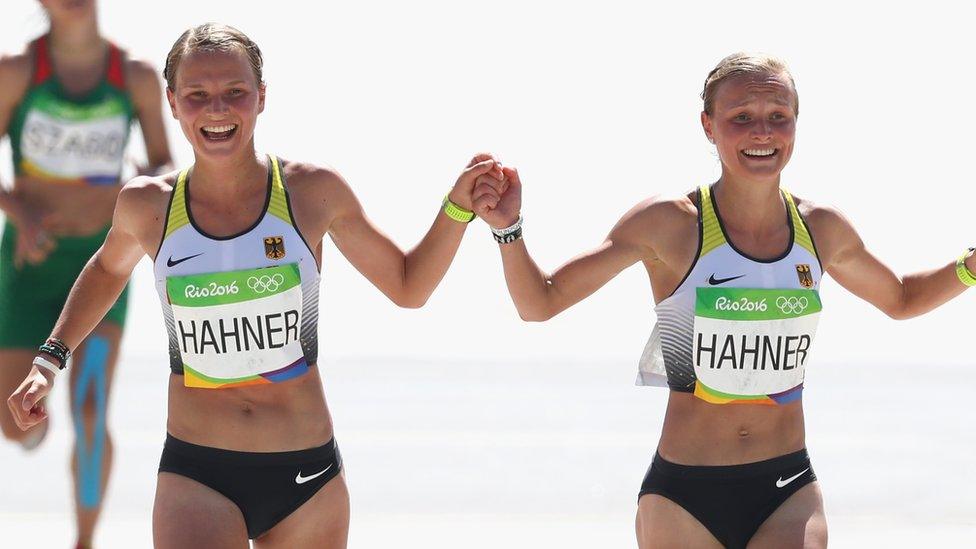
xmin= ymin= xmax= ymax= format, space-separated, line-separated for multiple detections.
xmin=0 ymin=1 xmax=172 ymax=547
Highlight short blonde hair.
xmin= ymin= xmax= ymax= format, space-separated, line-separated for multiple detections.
xmin=163 ymin=23 xmax=264 ymax=91
xmin=701 ymin=53 xmax=798 ymax=116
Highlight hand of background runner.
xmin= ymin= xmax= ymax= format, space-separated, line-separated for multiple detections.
xmin=8 ymin=202 xmax=56 ymax=268
xmin=473 ymin=166 xmax=521 ymax=229
xmin=447 ymin=153 xmax=505 ymax=211
xmin=6 ymin=364 xmax=53 ymax=431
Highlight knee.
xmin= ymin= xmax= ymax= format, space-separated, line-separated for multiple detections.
xmin=74 ymin=395 xmax=108 ymax=431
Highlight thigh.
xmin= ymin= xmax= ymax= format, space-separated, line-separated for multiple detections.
xmin=747 ymin=482 xmax=827 ymax=549
xmin=68 ymin=322 xmax=123 ymax=409
xmin=255 ymin=473 xmax=350 ymax=549
xmin=636 ymin=494 xmax=723 ymax=549
xmin=153 ymin=472 xmax=250 ymax=549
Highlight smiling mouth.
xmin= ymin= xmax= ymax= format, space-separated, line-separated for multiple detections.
xmin=201 ymin=124 xmax=238 ymax=141
xmin=742 ymin=148 xmax=777 ymax=159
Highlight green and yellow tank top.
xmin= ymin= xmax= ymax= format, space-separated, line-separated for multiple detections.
xmin=7 ymin=35 xmax=134 ymax=185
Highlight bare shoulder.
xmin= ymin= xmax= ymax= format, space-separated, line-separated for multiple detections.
xmin=117 ymin=171 xmax=179 ymax=213
xmin=279 ymin=158 xmax=351 ymax=205
xmin=123 ymin=56 xmax=163 ymax=99
xmin=793 ymin=194 xmax=856 ymax=237
xmin=793 ymin=194 xmax=862 ymax=267
xmin=0 ymin=49 xmax=33 ymax=107
xmin=609 ymin=191 xmax=697 ymax=259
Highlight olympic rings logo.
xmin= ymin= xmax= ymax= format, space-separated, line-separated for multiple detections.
xmin=247 ymin=273 xmax=285 ymax=294
xmin=776 ymin=296 xmax=809 ymax=315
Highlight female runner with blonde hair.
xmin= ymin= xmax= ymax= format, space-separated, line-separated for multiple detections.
xmin=474 ymin=53 xmax=976 ymax=548
xmin=9 ymin=22 xmax=502 ymax=548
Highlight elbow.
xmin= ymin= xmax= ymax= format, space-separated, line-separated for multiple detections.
xmin=882 ymin=301 xmax=915 ymax=321
xmin=517 ymin=307 xmax=554 ymax=322
xmin=391 ymin=289 xmax=429 ymax=309
xmin=393 ymin=295 xmax=427 ymax=309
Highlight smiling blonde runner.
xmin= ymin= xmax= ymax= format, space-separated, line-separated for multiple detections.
xmin=7 ymin=23 xmax=502 ymax=548
xmin=472 ymin=52 xmax=976 ymax=548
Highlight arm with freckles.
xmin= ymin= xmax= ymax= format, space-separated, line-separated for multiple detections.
xmin=807 ymin=203 xmax=973 ymax=319
xmin=7 ymin=178 xmax=153 ymax=430
xmin=323 ymin=155 xmax=504 ymax=308
xmin=473 ymin=167 xmax=658 ymax=321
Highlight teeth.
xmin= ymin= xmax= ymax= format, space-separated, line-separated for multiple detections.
xmin=743 ymin=149 xmax=776 ymax=157
xmin=202 ymin=124 xmax=237 ymax=133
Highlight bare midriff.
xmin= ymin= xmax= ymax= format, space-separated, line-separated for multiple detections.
xmin=166 ymin=365 xmax=334 ymax=451
xmin=657 ymin=391 xmax=805 ymax=466
xmin=12 ymin=176 xmax=120 ymax=236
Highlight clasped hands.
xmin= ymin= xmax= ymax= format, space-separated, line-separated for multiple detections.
xmin=449 ymin=153 xmax=522 ymax=231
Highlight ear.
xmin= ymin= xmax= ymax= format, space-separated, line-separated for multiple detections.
xmin=166 ymin=88 xmax=178 ymax=120
xmin=257 ymin=82 xmax=267 ymax=114
xmin=700 ymin=111 xmax=715 ymax=144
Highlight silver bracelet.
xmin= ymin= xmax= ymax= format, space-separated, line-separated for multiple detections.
xmin=491 ymin=215 xmax=523 ymax=237
xmin=32 ymin=356 xmax=59 ymax=377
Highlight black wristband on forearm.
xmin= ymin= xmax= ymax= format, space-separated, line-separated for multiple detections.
xmin=493 ymin=227 xmax=523 ymax=244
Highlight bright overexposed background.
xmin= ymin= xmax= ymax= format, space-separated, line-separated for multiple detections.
xmin=1 ymin=1 xmax=974 ymax=547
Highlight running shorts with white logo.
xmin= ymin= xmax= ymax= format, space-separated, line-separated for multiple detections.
xmin=158 ymin=434 xmax=342 ymax=539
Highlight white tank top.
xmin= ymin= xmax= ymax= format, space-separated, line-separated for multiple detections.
xmin=637 ymin=185 xmax=823 ymax=405
xmin=153 ymin=155 xmax=320 ymax=389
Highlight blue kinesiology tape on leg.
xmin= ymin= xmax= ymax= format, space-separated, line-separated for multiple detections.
xmin=73 ymin=335 xmax=109 ymax=509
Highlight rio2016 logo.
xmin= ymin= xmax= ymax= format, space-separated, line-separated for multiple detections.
xmin=247 ymin=274 xmax=285 ymax=294
xmin=184 ymin=281 xmax=239 ymax=299
xmin=714 ymin=296 xmax=768 ymax=312
xmin=776 ymin=296 xmax=809 ymax=315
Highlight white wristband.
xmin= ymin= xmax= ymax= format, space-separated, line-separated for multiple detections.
xmin=491 ymin=215 xmax=523 ymax=237
xmin=32 ymin=356 xmax=59 ymax=377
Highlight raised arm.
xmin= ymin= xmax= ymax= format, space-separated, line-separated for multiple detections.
xmin=6 ymin=178 xmax=154 ymax=430
xmin=323 ymin=154 xmax=503 ymax=308
xmin=806 ymin=202 xmax=974 ymax=319
xmin=474 ymin=167 xmax=657 ymax=321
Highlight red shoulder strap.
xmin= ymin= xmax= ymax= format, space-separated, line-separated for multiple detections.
xmin=106 ymin=42 xmax=125 ymax=88
xmin=32 ymin=35 xmax=52 ymax=85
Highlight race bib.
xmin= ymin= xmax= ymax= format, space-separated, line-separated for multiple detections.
xmin=692 ymin=287 xmax=821 ymax=404
xmin=20 ymin=105 xmax=128 ymax=184
xmin=166 ymin=263 xmax=308 ymax=388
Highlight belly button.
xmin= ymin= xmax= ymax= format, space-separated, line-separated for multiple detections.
xmin=241 ymin=401 xmax=254 ymax=414
xmin=738 ymin=429 xmax=749 ymax=438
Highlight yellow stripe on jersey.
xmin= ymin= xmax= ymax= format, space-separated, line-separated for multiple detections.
xmin=267 ymin=155 xmax=292 ymax=225
xmin=165 ymin=169 xmax=190 ymax=239
xmin=782 ymin=189 xmax=817 ymax=258
xmin=699 ymin=185 xmax=727 ymax=257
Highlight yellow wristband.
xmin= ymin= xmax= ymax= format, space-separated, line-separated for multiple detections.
xmin=442 ymin=195 xmax=475 ymax=223
xmin=956 ymin=248 xmax=976 ymax=287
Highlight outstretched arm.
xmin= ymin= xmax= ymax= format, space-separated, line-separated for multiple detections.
xmin=6 ymin=180 xmax=150 ymax=430
xmin=327 ymin=154 xmax=504 ymax=308
xmin=474 ymin=167 xmax=656 ymax=321
xmin=810 ymin=204 xmax=973 ymax=319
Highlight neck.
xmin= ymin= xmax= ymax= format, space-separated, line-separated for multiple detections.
xmin=48 ymin=18 xmax=103 ymax=61
xmin=712 ymin=171 xmax=786 ymax=235
xmin=189 ymin=144 xmax=267 ymax=202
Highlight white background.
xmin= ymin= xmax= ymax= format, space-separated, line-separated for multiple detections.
xmin=1 ymin=1 xmax=974 ymax=547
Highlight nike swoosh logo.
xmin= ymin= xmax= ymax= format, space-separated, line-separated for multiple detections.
xmin=708 ymin=274 xmax=745 ymax=285
xmin=776 ymin=467 xmax=810 ymax=488
xmin=295 ymin=464 xmax=334 ymax=485
xmin=167 ymin=253 xmax=203 ymax=268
